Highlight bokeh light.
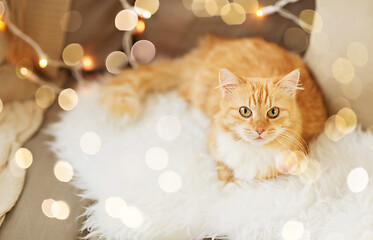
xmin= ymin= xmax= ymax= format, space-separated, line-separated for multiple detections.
xmin=234 ymin=0 xmax=258 ymax=14
xmin=191 ymin=0 xmax=210 ymax=17
xmin=0 ymin=98 xmax=3 ymax=113
xmin=341 ymin=77 xmax=363 ymax=100
xmin=282 ymin=220 xmax=305 ymax=240
xmin=54 ymin=160 xmax=74 ymax=182
xmin=156 ymin=115 xmax=182 ymax=141
xmin=35 ymin=85 xmax=55 ymax=109
xmin=299 ymin=9 xmax=323 ymax=33
xmin=105 ymin=197 xmax=127 ymax=218
xmin=220 ymin=2 xmax=246 ymax=25
xmin=80 ymin=131 xmax=102 ymax=155
xmin=332 ymin=58 xmax=355 ymax=84
xmin=51 ymin=200 xmax=70 ymax=220
xmin=275 ymin=151 xmax=298 ymax=174
xmin=60 ymin=10 xmax=82 ymax=32
xmin=131 ymin=40 xmax=156 ymax=63
xmin=15 ymin=59 xmax=33 ymax=79
xmin=204 ymin=0 xmax=218 ymax=16
xmin=336 ymin=108 xmax=357 ymax=134
xmin=347 ymin=167 xmax=369 ymax=193
xmin=135 ymin=19 xmax=145 ymax=34
xmin=158 ymin=170 xmax=182 ymax=193
xmin=39 ymin=58 xmax=48 ymax=68
xmin=145 ymin=147 xmax=169 ymax=171
xmin=283 ymin=27 xmax=308 ymax=53
xmin=299 ymin=158 xmax=322 ymax=184
xmin=289 ymin=151 xmax=308 ymax=175
xmin=82 ymin=56 xmax=94 ymax=71
xmin=62 ymin=43 xmax=84 ymax=66
xmin=0 ymin=19 xmax=5 ymax=31
xmin=58 ymin=88 xmax=78 ymax=111
xmin=121 ymin=206 xmax=144 ymax=228
xmin=42 ymin=199 xmax=55 ymax=218
xmin=256 ymin=9 xmax=263 ymax=17
xmin=347 ymin=41 xmax=369 ymax=67
xmin=135 ymin=0 xmax=159 ymax=15
xmin=324 ymin=115 xmax=345 ymax=142
xmin=115 ymin=10 xmax=138 ymax=31
xmin=105 ymin=51 xmax=128 ymax=74
xmin=142 ymin=11 xmax=152 ymax=19
xmin=14 ymin=147 xmax=33 ymax=169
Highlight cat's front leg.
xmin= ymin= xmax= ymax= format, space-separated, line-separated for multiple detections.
xmin=216 ymin=161 xmax=235 ymax=183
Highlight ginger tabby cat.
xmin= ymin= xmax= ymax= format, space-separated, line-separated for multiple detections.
xmin=100 ymin=35 xmax=327 ymax=182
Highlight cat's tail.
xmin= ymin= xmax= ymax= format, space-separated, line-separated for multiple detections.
xmin=100 ymin=59 xmax=183 ymax=121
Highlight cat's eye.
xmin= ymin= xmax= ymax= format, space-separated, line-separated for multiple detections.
xmin=267 ymin=107 xmax=280 ymax=119
xmin=239 ymin=107 xmax=252 ymax=118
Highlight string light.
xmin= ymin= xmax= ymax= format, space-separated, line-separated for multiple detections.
xmin=82 ymin=56 xmax=94 ymax=71
xmin=142 ymin=11 xmax=151 ymax=19
xmin=39 ymin=58 xmax=48 ymax=68
xmin=256 ymin=9 xmax=263 ymax=16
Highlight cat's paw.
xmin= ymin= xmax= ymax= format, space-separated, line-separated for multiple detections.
xmin=216 ymin=161 xmax=235 ymax=183
xmin=99 ymin=87 xmax=141 ymax=124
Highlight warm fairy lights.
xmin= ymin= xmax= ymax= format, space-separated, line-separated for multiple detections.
xmin=115 ymin=9 xmax=138 ymax=31
xmin=51 ymin=200 xmax=70 ymax=220
xmin=105 ymin=197 xmax=127 ymax=218
xmin=299 ymin=158 xmax=321 ymax=184
xmin=347 ymin=167 xmax=369 ymax=193
xmin=62 ymin=43 xmax=84 ymax=66
xmin=14 ymin=147 xmax=33 ymax=169
xmin=54 ymin=160 xmax=74 ymax=182
xmin=38 ymin=58 xmax=48 ymax=68
xmin=156 ymin=115 xmax=182 ymax=141
xmin=299 ymin=9 xmax=323 ymax=33
xmin=80 ymin=131 xmax=102 ymax=155
xmin=135 ymin=19 xmax=145 ymax=34
xmin=42 ymin=199 xmax=55 ymax=218
xmin=35 ymin=85 xmax=56 ymax=109
xmin=158 ymin=170 xmax=182 ymax=193
xmin=105 ymin=197 xmax=144 ymax=228
xmin=105 ymin=51 xmax=128 ymax=74
xmin=256 ymin=9 xmax=263 ymax=16
xmin=58 ymin=88 xmax=78 ymax=111
xmin=131 ymin=40 xmax=156 ymax=63
xmin=332 ymin=58 xmax=355 ymax=84
xmin=281 ymin=220 xmax=305 ymax=240
xmin=82 ymin=56 xmax=94 ymax=71
xmin=347 ymin=41 xmax=369 ymax=67
xmin=142 ymin=11 xmax=151 ymax=19
xmin=145 ymin=147 xmax=169 ymax=170
xmin=121 ymin=206 xmax=144 ymax=228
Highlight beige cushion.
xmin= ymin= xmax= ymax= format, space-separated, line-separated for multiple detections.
xmin=305 ymin=0 xmax=373 ymax=128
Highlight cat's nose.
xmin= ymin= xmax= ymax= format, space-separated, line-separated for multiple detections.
xmin=255 ymin=128 xmax=265 ymax=135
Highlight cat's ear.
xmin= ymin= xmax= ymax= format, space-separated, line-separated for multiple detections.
xmin=218 ymin=68 xmax=241 ymax=98
xmin=277 ymin=69 xmax=301 ymax=96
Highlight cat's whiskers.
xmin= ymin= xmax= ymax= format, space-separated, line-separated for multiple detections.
xmin=280 ymin=127 xmax=310 ymax=153
xmin=278 ymin=132 xmax=307 ymax=153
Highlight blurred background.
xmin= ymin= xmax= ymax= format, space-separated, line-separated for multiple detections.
xmin=0 ymin=0 xmax=372 ymax=239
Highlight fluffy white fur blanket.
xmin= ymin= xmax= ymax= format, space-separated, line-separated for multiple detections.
xmin=49 ymin=85 xmax=373 ymax=240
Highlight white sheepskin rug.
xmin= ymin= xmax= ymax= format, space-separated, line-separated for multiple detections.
xmin=48 ymin=84 xmax=373 ymax=240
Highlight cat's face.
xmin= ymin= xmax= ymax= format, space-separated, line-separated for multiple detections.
xmin=217 ymin=69 xmax=301 ymax=146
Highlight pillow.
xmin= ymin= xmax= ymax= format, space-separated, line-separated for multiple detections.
xmin=305 ymin=0 xmax=373 ymax=129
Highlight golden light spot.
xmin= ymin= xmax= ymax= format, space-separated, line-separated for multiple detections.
xmin=105 ymin=197 xmax=127 ymax=218
xmin=135 ymin=19 xmax=145 ymax=34
xmin=16 ymin=59 xmax=33 ymax=79
xmin=158 ymin=171 xmax=182 ymax=193
xmin=256 ymin=9 xmax=263 ymax=17
xmin=115 ymin=9 xmax=138 ymax=31
xmin=234 ymin=0 xmax=258 ymax=14
xmin=324 ymin=115 xmax=345 ymax=142
xmin=347 ymin=167 xmax=369 ymax=193
xmin=51 ymin=200 xmax=70 ymax=220
xmin=105 ymin=51 xmax=128 ymax=74
xmin=39 ymin=58 xmax=48 ymax=68
xmin=80 ymin=131 xmax=102 ymax=155
xmin=308 ymin=32 xmax=329 ymax=55
xmin=82 ymin=56 xmax=94 ymax=71
xmin=283 ymin=27 xmax=309 ymax=53
xmin=0 ymin=20 xmax=5 ymax=31
xmin=347 ymin=41 xmax=369 ymax=67
xmin=282 ymin=220 xmax=305 ymax=240
xmin=121 ymin=206 xmax=144 ymax=228
xmin=289 ymin=151 xmax=309 ymax=175
xmin=54 ymin=160 xmax=74 ymax=182
xmin=35 ymin=85 xmax=55 ymax=109
xmin=135 ymin=0 xmax=159 ymax=15
xmin=131 ymin=40 xmax=156 ymax=63
xmin=299 ymin=158 xmax=322 ymax=184
xmin=341 ymin=77 xmax=363 ymax=100
xmin=299 ymin=9 xmax=323 ymax=33
xmin=275 ymin=151 xmax=299 ymax=174
xmin=62 ymin=43 xmax=84 ymax=66
xmin=191 ymin=0 xmax=210 ymax=17
xmin=142 ymin=11 xmax=151 ymax=19
xmin=221 ymin=3 xmax=246 ymax=25
xmin=60 ymin=10 xmax=82 ymax=32
xmin=336 ymin=108 xmax=357 ymax=134
xmin=204 ymin=0 xmax=218 ymax=16
xmin=42 ymin=199 xmax=55 ymax=218
xmin=58 ymin=88 xmax=78 ymax=111
xmin=332 ymin=58 xmax=355 ymax=84
xmin=0 ymin=98 xmax=3 ymax=113
xmin=330 ymin=97 xmax=351 ymax=113
xmin=145 ymin=147 xmax=168 ymax=171
xmin=156 ymin=115 xmax=182 ymax=141
xmin=15 ymin=147 xmax=33 ymax=169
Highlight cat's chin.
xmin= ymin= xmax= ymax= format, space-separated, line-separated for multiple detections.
xmin=242 ymin=136 xmax=271 ymax=146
